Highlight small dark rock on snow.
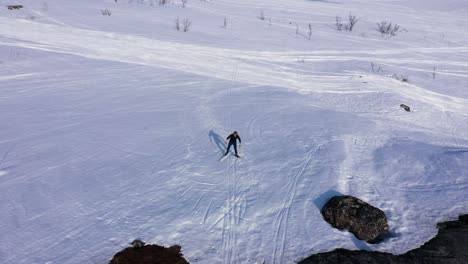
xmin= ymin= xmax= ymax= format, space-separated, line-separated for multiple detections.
xmin=400 ymin=104 xmax=411 ymax=112
xmin=321 ymin=195 xmax=389 ymax=243
xmin=7 ymin=5 xmax=23 ymax=10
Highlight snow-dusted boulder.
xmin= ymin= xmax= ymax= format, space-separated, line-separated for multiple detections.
xmin=109 ymin=243 xmax=189 ymax=264
xmin=321 ymin=195 xmax=389 ymax=243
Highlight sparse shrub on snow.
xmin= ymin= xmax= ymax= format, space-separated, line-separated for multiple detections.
xmin=370 ymin=62 xmax=383 ymax=73
xmin=335 ymin=16 xmax=344 ymax=31
xmin=347 ymin=14 xmax=360 ymax=31
xmin=175 ymin=17 xmax=191 ymax=32
xmin=335 ymin=14 xmax=360 ymax=31
xmin=392 ymin=74 xmax=409 ymax=83
xmin=222 ymin=17 xmax=227 ymax=29
xmin=259 ymin=10 xmax=265 ymax=20
xmin=128 ymin=0 xmax=154 ymax=5
xmin=126 ymin=0 xmax=174 ymax=6
xmin=370 ymin=63 xmax=408 ymax=83
xmin=294 ymin=23 xmax=314 ymax=40
xmin=377 ymin=21 xmax=401 ymax=36
xmin=175 ymin=17 xmax=180 ymax=30
xmin=101 ymin=9 xmax=112 ymax=16
xmin=181 ymin=0 xmax=188 ymax=8
xmin=182 ymin=18 xmax=192 ymax=32
xmin=159 ymin=0 xmax=171 ymax=5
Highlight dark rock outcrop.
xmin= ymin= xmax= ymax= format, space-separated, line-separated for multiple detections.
xmin=110 ymin=243 xmax=189 ymax=264
xmin=321 ymin=195 xmax=389 ymax=243
xmin=299 ymin=214 xmax=468 ymax=264
xmin=7 ymin=5 xmax=23 ymax=10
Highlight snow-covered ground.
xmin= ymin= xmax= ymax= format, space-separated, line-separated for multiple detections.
xmin=1 ymin=0 xmax=467 ymax=263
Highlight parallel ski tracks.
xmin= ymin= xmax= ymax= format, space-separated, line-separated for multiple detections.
xmin=272 ymin=145 xmax=320 ymax=264
xmin=220 ymin=149 xmax=247 ymax=264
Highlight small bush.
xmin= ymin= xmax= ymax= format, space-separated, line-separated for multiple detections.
xmin=370 ymin=62 xmax=383 ymax=73
xmin=347 ymin=14 xmax=359 ymax=31
xmin=392 ymin=74 xmax=409 ymax=83
xmin=175 ymin=17 xmax=191 ymax=32
xmin=335 ymin=16 xmax=344 ymax=31
xmin=181 ymin=0 xmax=188 ymax=8
xmin=335 ymin=14 xmax=360 ymax=31
xmin=377 ymin=21 xmax=401 ymax=36
xmin=259 ymin=11 xmax=265 ymax=20
xmin=175 ymin=17 xmax=180 ymax=30
xmin=183 ymin=19 xmax=191 ymax=32
xmin=159 ymin=0 xmax=171 ymax=5
xmin=101 ymin=9 xmax=112 ymax=16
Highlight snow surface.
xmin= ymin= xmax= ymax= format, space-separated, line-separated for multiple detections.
xmin=0 ymin=0 xmax=467 ymax=263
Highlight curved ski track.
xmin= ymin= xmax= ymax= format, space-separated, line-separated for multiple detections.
xmin=1 ymin=18 xmax=468 ymax=115
xmin=272 ymin=145 xmax=320 ymax=264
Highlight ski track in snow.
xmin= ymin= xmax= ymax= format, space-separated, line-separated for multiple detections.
xmin=272 ymin=145 xmax=320 ymax=264
xmin=1 ymin=0 xmax=468 ymax=264
xmin=1 ymin=18 xmax=468 ymax=115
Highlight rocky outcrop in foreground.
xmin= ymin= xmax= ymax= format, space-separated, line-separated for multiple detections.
xmin=110 ymin=243 xmax=189 ymax=264
xmin=322 ymin=195 xmax=389 ymax=243
xmin=299 ymin=214 xmax=468 ymax=264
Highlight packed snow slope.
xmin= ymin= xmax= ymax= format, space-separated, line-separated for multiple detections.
xmin=1 ymin=0 xmax=468 ymax=263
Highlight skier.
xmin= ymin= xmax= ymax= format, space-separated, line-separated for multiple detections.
xmin=225 ymin=131 xmax=241 ymax=157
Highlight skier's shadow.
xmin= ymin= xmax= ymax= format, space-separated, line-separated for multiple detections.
xmin=209 ymin=130 xmax=226 ymax=154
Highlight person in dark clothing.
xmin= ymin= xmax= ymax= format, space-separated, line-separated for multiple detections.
xmin=225 ymin=131 xmax=241 ymax=157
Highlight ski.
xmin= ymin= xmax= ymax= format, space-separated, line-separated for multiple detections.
xmin=219 ymin=154 xmax=229 ymax=162
xmin=219 ymin=153 xmax=242 ymax=162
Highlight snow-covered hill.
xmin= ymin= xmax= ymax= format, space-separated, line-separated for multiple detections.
xmin=1 ymin=0 xmax=467 ymax=263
